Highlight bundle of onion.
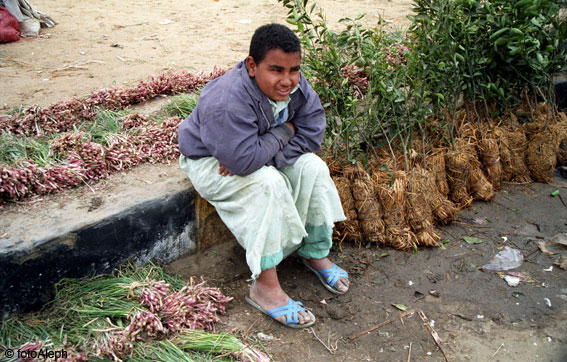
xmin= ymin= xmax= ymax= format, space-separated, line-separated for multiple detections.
xmin=16 ymin=341 xmax=87 ymax=362
xmin=0 ymin=262 xmax=243 ymax=362
xmin=1 ymin=68 xmax=225 ymax=137
xmin=130 ymin=330 xmax=270 ymax=362
xmin=121 ymin=112 xmax=152 ymax=130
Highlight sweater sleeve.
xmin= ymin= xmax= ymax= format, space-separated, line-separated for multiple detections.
xmin=200 ymin=103 xmax=294 ymax=176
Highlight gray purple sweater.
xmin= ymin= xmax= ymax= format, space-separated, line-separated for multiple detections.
xmin=177 ymin=60 xmax=326 ymax=176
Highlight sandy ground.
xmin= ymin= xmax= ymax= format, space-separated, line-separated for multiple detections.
xmin=0 ymin=0 xmax=412 ymax=111
xmin=1 ymin=1 xmax=567 ymax=361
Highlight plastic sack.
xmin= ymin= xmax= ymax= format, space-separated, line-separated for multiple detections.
xmin=0 ymin=6 xmax=20 ymax=43
xmin=482 ymin=246 xmax=524 ymax=271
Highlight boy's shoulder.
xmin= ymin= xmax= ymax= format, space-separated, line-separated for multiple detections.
xmin=200 ymin=61 xmax=258 ymax=104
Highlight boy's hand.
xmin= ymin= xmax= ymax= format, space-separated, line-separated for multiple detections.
xmin=218 ymin=162 xmax=234 ymax=176
xmin=285 ymin=121 xmax=295 ymax=134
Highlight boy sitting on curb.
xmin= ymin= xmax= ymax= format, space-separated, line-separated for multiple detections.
xmin=177 ymin=23 xmax=349 ymax=328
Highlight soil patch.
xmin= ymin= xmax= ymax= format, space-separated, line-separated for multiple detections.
xmin=168 ymin=179 xmax=567 ymax=361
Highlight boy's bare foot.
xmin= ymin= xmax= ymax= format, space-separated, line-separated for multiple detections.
xmin=305 ymin=257 xmax=350 ymax=293
xmin=249 ymin=268 xmax=314 ymax=326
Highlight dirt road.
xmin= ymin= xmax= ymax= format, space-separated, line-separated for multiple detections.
xmin=0 ymin=0 xmax=411 ymax=110
xmin=168 ymin=177 xmax=567 ymax=361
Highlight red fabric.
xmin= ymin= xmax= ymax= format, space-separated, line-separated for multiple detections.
xmin=0 ymin=6 xmax=20 ymax=43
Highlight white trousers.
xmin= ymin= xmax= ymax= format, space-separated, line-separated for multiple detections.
xmin=179 ymin=153 xmax=346 ymax=279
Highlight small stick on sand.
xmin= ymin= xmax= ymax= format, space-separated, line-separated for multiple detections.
xmin=418 ymin=310 xmax=450 ymax=362
xmin=307 ymin=327 xmax=337 ymax=354
xmin=349 ymin=309 xmax=416 ymax=340
xmin=488 ymin=343 xmax=504 ymax=361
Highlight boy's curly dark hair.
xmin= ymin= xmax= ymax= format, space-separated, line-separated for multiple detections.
xmin=249 ymin=23 xmax=301 ymax=64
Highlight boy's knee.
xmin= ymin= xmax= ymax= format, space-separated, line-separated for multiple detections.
xmin=250 ymin=165 xmax=288 ymax=192
xmin=300 ymin=153 xmax=330 ymax=177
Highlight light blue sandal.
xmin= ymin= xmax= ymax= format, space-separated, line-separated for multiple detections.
xmin=245 ymin=296 xmax=316 ymax=328
xmin=302 ymin=260 xmax=349 ymax=295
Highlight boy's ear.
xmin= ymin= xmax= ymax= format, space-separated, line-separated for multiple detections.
xmin=245 ymin=56 xmax=256 ymax=77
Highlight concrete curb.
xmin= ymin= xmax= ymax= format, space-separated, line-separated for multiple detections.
xmin=0 ymin=166 xmax=211 ymax=318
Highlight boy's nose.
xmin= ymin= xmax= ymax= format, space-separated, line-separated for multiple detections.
xmin=281 ymin=75 xmax=292 ymax=87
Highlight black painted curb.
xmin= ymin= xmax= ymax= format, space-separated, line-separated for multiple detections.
xmin=0 ymin=179 xmax=197 ymax=319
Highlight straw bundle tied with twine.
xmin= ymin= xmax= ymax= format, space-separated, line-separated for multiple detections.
xmin=427 ymin=149 xmax=450 ymax=196
xmin=351 ymin=165 xmax=386 ymax=245
xmin=522 ymin=105 xmax=566 ymax=183
xmin=506 ymin=130 xmax=531 ymax=182
xmin=525 ymin=130 xmax=560 ymax=183
xmin=333 ymin=174 xmax=362 ymax=246
xmin=406 ymin=167 xmax=440 ymax=247
xmin=445 ymin=144 xmax=473 ymax=209
xmin=327 ymin=103 xmax=565 ymax=250
xmin=490 ymin=127 xmax=514 ymax=182
xmin=421 ymin=163 xmax=457 ymax=225
xmin=467 ymin=155 xmax=495 ymax=202
xmin=457 ymin=121 xmax=495 ymax=202
xmin=478 ymin=131 xmax=503 ymax=190
xmin=555 ymin=115 xmax=567 ymax=166
xmin=375 ymin=170 xmax=418 ymax=250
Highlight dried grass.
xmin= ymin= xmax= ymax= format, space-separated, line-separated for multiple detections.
xmin=333 ymin=175 xmax=362 ymax=246
xmin=415 ymin=229 xmax=441 ymax=247
xmin=506 ymin=130 xmax=531 ymax=183
xmin=324 ymin=155 xmax=343 ymax=177
xmin=352 ymin=169 xmax=386 ymax=245
xmin=468 ymin=159 xmax=495 ymax=201
xmin=423 ymin=167 xmax=457 ymax=225
xmin=342 ymin=164 xmax=360 ymax=181
xmin=559 ymin=138 xmax=567 ymax=166
xmin=427 ymin=149 xmax=450 ymax=196
xmin=458 ymin=120 xmax=480 ymax=141
xmin=406 ymin=168 xmax=440 ymax=247
xmin=525 ymin=119 xmax=562 ymax=183
xmin=445 ymin=142 xmax=473 ymax=208
xmin=490 ymin=128 xmax=514 ymax=182
xmin=478 ymin=135 xmax=502 ymax=189
xmin=525 ymin=133 xmax=557 ymax=182
xmin=374 ymin=170 xmax=417 ymax=250
xmin=552 ymin=115 xmax=567 ymax=166
xmin=408 ymin=137 xmax=431 ymax=168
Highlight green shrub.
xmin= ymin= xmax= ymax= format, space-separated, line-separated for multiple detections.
xmin=281 ymin=0 xmax=430 ymax=168
xmin=409 ymin=0 xmax=566 ymax=117
xmin=280 ymin=0 xmax=566 ymax=161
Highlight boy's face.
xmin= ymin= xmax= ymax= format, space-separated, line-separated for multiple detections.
xmin=246 ymin=49 xmax=301 ymax=101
